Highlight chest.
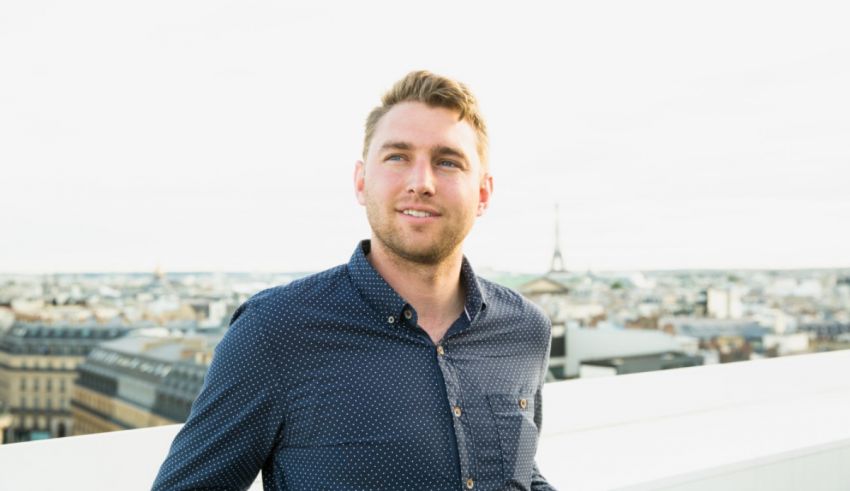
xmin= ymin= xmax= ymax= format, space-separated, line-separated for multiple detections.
xmin=268 ymin=317 xmax=546 ymax=490
xmin=278 ymin=327 xmax=541 ymax=447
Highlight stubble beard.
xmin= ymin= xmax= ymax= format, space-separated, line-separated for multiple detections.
xmin=365 ymin=199 xmax=468 ymax=266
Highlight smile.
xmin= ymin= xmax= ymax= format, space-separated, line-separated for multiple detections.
xmin=402 ymin=209 xmax=434 ymax=218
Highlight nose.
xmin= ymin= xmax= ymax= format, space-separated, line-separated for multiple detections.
xmin=406 ymin=158 xmax=436 ymax=197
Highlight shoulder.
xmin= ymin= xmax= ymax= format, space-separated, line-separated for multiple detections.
xmin=233 ymin=264 xmax=349 ymax=318
xmin=218 ymin=264 xmax=351 ymax=369
xmin=225 ymin=263 xmax=351 ymax=342
xmin=477 ymin=276 xmax=551 ymax=332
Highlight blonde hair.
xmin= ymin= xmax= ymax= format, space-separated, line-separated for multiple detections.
xmin=363 ymin=70 xmax=489 ymax=168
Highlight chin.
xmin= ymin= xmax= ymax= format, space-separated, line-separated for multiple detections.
xmin=382 ymin=232 xmax=464 ymax=266
xmin=387 ymin=241 xmax=442 ymax=265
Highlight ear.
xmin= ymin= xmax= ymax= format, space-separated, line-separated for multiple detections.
xmin=477 ymin=173 xmax=493 ymax=217
xmin=354 ymin=160 xmax=367 ymax=206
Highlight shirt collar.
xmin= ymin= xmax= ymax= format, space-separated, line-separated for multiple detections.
xmin=347 ymin=240 xmax=487 ymax=325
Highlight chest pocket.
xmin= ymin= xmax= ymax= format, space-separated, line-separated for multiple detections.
xmin=487 ymin=393 xmax=539 ymax=489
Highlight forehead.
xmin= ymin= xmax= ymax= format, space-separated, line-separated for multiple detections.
xmin=368 ymin=101 xmax=480 ymax=161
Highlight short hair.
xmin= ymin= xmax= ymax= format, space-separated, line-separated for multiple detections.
xmin=363 ymin=70 xmax=489 ymax=169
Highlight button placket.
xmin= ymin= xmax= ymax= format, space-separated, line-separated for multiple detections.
xmin=436 ymin=343 xmax=477 ymax=491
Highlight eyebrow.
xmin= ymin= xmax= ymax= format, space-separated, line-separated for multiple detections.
xmin=379 ymin=141 xmax=469 ymax=163
xmin=432 ymin=145 xmax=468 ymax=162
xmin=379 ymin=141 xmax=413 ymax=152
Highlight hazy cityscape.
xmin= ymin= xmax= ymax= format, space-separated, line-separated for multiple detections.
xmin=1 ymin=0 xmax=847 ymax=488
xmin=1 ymin=252 xmax=849 ymax=445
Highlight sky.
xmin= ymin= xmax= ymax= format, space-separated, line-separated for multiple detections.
xmin=1 ymin=0 xmax=849 ymax=274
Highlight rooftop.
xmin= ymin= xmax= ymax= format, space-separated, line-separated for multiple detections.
xmin=1 ymin=350 xmax=849 ymax=490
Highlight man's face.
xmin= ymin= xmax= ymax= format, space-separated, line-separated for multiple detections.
xmin=355 ymin=101 xmax=493 ymax=265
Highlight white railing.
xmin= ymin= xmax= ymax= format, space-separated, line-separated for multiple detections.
xmin=2 ymin=350 xmax=850 ymax=491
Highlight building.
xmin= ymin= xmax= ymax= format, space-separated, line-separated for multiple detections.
xmin=71 ymin=331 xmax=220 ymax=435
xmin=0 ymin=322 xmax=133 ymax=443
xmin=518 ymin=275 xmax=700 ymax=379
xmin=658 ymin=317 xmax=770 ymax=340
xmin=706 ymin=287 xmax=744 ymax=319
xmin=557 ymin=324 xmax=702 ymax=378
xmin=578 ymin=350 xmax=704 ymax=377
xmin=518 ymin=276 xmax=606 ymax=327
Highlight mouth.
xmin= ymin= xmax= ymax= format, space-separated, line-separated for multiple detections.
xmin=397 ymin=208 xmax=441 ymax=220
xmin=401 ymin=209 xmax=435 ymax=218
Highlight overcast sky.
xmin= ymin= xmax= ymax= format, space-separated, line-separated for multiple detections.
xmin=1 ymin=0 xmax=848 ymax=274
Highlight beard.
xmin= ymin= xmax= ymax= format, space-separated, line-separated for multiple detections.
xmin=364 ymin=198 xmax=470 ymax=266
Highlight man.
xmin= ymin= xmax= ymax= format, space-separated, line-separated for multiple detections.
xmin=153 ymin=71 xmax=555 ymax=490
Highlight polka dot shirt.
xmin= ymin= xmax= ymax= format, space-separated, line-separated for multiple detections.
xmin=152 ymin=240 xmax=556 ymax=490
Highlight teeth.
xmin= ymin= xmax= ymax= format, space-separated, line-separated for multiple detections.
xmin=403 ymin=209 xmax=432 ymax=218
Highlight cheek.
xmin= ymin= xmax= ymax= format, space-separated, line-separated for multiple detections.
xmin=366 ymin=170 xmax=403 ymax=193
xmin=362 ymin=180 xmax=397 ymax=210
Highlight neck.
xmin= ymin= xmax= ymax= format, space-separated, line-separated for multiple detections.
xmin=367 ymin=237 xmax=466 ymax=343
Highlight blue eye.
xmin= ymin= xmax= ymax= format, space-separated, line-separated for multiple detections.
xmin=438 ymin=160 xmax=459 ymax=168
xmin=386 ymin=154 xmax=406 ymax=162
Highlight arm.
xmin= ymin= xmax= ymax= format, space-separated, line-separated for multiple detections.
xmin=530 ymin=388 xmax=557 ymax=490
xmin=152 ymin=301 xmax=286 ymax=490
xmin=531 ymin=320 xmax=558 ymax=490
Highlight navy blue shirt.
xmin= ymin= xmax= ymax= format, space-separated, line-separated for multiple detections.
xmin=153 ymin=240 xmax=555 ymax=490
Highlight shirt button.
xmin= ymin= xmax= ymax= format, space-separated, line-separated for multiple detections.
xmin=466 ymin=478 xmax=474 ymax=489
xmin=453 ymin=406 xmax=462 ymax=417
xmin=403 ymin=309 xmax=413 ymax=320
xmin=387 ymin=316 xmax=395 ymax=324
xmin=436 ymin=345 xmax=445 ymax=356
xmin=519 ymin=398 xmax=528 ymax=409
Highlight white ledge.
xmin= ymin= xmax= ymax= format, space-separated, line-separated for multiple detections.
xmin=1 ymin=350 xmax=849 ymax=490
xmin=539 ymin=349 xmax=850 ymax=490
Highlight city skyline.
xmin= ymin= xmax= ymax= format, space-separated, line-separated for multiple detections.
xmin=2 ymin=0 xmax=848 ymax=274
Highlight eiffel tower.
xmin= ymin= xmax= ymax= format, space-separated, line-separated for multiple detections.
xmin=549 ymin=203 xmax=567 ymax=273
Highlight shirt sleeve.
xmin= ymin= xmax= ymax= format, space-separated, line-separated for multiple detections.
xmin=152 ymin=301 xmax=286 ymax=490
xmin=531 ymin=319 xmax=558 ymax=491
